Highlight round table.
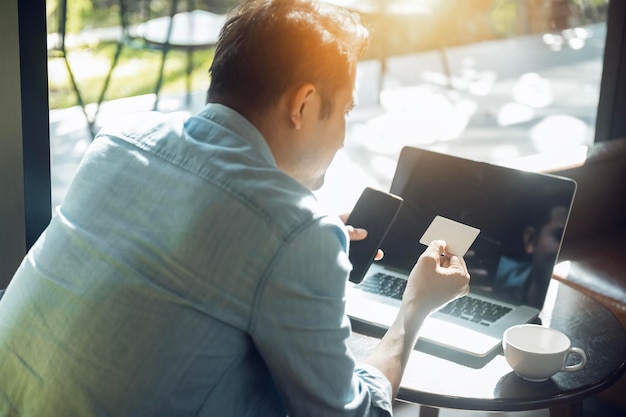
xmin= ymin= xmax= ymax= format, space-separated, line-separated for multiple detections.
xmin=348 ymin=280 xmax=626 ymax=416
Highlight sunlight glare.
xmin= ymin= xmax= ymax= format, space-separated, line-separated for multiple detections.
xmin=490 ymin=144 xmax=523 ymax=162
xmin=513 ymin=73 xmax=553 ymax=108
xmin=530 ymin=115 xmax=589 ymax=153
xmin=497 ymin=102 xmax=535 ymax=126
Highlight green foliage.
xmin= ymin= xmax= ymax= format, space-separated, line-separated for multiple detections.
xmin=47 ymin=0 xmax=94 ymax=33
xmin=47 ymin=0 xmax=607 ymax=109
xmin=46 ymin=0 xmax=222 ymax=109
xmin=48 ymin=42 xmax=215 ymax=109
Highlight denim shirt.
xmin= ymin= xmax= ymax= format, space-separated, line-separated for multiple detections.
xmin=0 ymin=104 xmax=392 ymax=416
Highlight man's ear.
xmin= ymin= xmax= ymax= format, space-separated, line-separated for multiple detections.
xmin=288 ymin=83 xmax=316 ymax=130
xmin=523 ymin=226 xmax=536 ymax=254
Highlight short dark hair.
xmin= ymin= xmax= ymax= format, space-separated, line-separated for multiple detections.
xmin=207 ymin=0 xmax=369 ymax=118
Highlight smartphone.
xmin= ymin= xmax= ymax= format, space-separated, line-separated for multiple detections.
xmin=346 ymin=187 xmax=404 ymax=284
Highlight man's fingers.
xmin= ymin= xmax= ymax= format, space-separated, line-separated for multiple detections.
xmin=424 ymin=240 xmax=449 ymax=266
xmin=424 ymin=240 xmax=471 ymax=274
xmin=426 ymin=240 xmax=447 ymax=257
xmin=346 ymin=225 xmax=368 ymax=241
xmin=448 ymin=253 xmax=470 ymax=275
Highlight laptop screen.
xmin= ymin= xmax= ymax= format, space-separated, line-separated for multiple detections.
xmin=381 ymin=147 xmax=577 ymax=309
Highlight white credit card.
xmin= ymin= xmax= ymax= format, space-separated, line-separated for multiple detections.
xmin=419 ymin=215 xmax=480 ymax=256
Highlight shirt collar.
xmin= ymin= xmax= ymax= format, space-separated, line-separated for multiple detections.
xmin=196 ymin=103 xmax=277 ymax=168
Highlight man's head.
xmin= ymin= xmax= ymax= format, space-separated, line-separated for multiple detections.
xmin=207 ymin=0 xmax=369 ymax=189
xmin=523 ymin=204 xmax=568 ymax=269
xmin=208 ymin=0 xmax=368 ymax=117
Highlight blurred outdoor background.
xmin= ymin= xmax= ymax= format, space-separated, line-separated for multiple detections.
xmin=46 ymin=0 xmax=610 ymax=214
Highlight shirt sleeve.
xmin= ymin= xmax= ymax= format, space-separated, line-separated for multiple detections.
xmin=249 ymin=216 xmax=393 ymax=417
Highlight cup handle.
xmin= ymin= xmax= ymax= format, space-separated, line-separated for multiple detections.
xmin=561 ymin=347 xmax=587 ymax=372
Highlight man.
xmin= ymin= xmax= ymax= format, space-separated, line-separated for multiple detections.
xmin=494 ymin=202 xmax=569 ymax=308
xmin=0 ymin=0 xmax=469 ymax=415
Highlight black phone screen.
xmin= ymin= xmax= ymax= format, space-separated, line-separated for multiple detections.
xmin=346 ymin=187 xmax=403 ymax=283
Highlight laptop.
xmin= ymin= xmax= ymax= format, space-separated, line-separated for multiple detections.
xmin=345 ymin=146 xmax=577 ymax=357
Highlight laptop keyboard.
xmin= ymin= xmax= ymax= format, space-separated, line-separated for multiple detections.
xmin=358 ymin=272 xmax=512 ymax=326
xmin=359 ymin=272 xmax=408 ymax=300
xmin=439 ymin=295 xmax=512 ymax=325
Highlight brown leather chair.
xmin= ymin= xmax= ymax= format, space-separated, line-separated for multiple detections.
xmin=548 ymin=137 xmax=626 ymax=410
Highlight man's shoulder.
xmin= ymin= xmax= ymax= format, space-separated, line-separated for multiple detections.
xmin=94 ymin=109 xmax=343 ymax=243
xmin=97 ymin=111 xmax=189 ymax=147
xmin=224 ymin=171 xmax=343 ymax=245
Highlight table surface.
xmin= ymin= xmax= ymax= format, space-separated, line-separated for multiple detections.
xmin=348 ymin=279 xmax=626 ymax=412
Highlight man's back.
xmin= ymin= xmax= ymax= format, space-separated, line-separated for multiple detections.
xmin=0 ymin=105 xmax=355 ymax=416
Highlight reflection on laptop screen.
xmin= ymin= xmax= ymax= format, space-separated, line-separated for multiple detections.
xmin=381 ymin=147 xmax=576 ymax=309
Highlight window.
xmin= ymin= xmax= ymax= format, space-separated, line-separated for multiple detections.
xmin=317 ymin=0 xmax=612 ymax=212
xmin=44 ymin=1 xmax=620 ymax=214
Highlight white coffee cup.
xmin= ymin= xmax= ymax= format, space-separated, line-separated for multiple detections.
xmin=502 ymin=324 xmax=587 ymax=382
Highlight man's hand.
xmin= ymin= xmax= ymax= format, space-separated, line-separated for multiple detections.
xmin=404 ymin=240 xmax=470 ymax=314
xmin=339 ymin=213 xmax=384 ymax=261
xmin=364 ymin=240 xmax=470 ymax=396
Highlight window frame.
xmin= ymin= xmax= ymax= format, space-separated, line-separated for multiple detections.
xmin=595 ymin=0 xmax=626 ymax=142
